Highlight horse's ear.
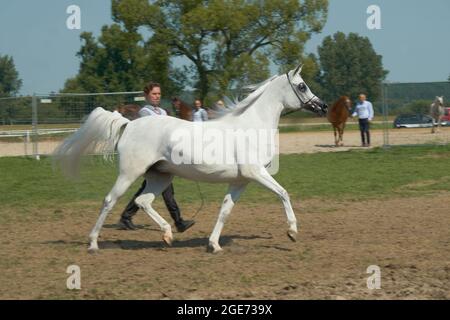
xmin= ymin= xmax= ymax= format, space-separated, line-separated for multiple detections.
xmin=293 ymin=64 xmax=303 ymax=75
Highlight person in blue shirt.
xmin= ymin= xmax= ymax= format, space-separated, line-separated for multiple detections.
xmin=352 ymin=94 xmax=374 ymax=147
xmin=192 ymin=99 xmax=209 ymax=122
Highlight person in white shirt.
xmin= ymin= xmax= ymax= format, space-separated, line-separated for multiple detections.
xmin=352 ymin=94 xmax=374 ymax=147
xmin=192 ymin=99 xmax=208 ymax=122
xmin=118 ymin=82 xmax=195 ymax=232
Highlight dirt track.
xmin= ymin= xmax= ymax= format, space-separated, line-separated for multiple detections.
xmin=1 ymin=193 xmax=449 ymax=299
xmin=1 ymin=127 xmax=449 ymax=299
xmin=1 ymin=127 xmax=450 ymax=157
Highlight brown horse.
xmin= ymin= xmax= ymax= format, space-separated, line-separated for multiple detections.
xmin=327 ymin=96 xmax=352 ymax=147
xmin=116 ymin=98 xmax=193 ymax=121
xmin=171 ymin=97 xmax=193 ymax=121
xmin=115 ymin=104 xmax=141 ymax=120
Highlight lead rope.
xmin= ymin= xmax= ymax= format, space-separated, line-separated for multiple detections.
xmin=190 ymin=181 xmax=205 ymax=220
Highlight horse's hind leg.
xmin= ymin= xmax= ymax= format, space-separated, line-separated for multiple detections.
xmin=208 ymin=183 xmax=247 ymax=253
xmin=134 ymin=170 xmax=175 ymax=246
xmin=88 ymin=173 xmax=137 ymax=252
xmin=333 ymin=127 xmax=339 ymax=146
xmin=339 ymin=125 xmax=345 ymax=146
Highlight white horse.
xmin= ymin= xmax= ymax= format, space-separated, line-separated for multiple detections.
xmin=430 ymin=96 xmax=445 ymax=133
xmin=53 ymin=65 xmax=328 ymax=253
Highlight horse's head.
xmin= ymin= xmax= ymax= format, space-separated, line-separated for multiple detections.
xmin=284 ymin=64 xmax=328 ymax=116
xmin=172 ymin=97 xmax=193 ymax=121
xmin=337 ymin=96 xmax=352 ymax=110
xmin=436 ymin=96 xmax=444 ymax=106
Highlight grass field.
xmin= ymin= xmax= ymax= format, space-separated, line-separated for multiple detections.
xmin=279 ymin=122 xmax=387 ymax=133
xmin=1 ymin=145 xmax=449 ymax=299
xmin=1 ymin=145 xmax=450 ymax=209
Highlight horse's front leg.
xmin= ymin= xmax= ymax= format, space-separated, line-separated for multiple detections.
xmin=247 ymin=166 xmax=298 ymax=242
xmin=208 ymin=183 xmax=247 ymax=253
xmin=333 ymin=127 xmax=339 ymax=146
xmin=339 ymin=125 xmax=345 ymax=146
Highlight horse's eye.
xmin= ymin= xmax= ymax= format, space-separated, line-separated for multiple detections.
xmin=297 ymin=83 xmax=307 ymax=92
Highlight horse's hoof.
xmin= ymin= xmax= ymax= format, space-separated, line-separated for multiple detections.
xmin=287 ymin=230 xmax=297 ymax=242
xmin=163 ymin=234 xmax=173 ymax=247
xmin=88 ymin=247 xmax=99 ymax=254
xmin=207 ymin=243 xmax=223 ymax=254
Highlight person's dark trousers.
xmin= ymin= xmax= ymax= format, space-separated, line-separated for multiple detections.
xmin=120 ymin=181 xmax=146 ymax=220
xmin=121 ymin=181 xmax=182 ymax=224
xmin=358 ymin=118 xmax=371 ymax=145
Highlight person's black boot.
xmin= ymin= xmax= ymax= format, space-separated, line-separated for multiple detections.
xmin=175 ymin=220 xmax=196 ymax=233
xmin=118 ymin=216 xmax=138 ymax=230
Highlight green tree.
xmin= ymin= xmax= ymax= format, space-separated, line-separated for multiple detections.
xmin=63 ymin=24 xmax=182 ymax=96
xmin=317 ymin=32 xmax=388 ymax=103
xmin=396 ymin=100 xmax=431 ymax=115
xmin=111 ymin=0 xmax=328 ymax=100
xmin=0 ymin=55 xmax=22 ymax=97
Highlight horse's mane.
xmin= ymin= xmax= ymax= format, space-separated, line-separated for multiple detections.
xmin=212 ymin=75 xmax=278 ymax=119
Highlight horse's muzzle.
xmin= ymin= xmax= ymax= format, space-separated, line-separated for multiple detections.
xmin=311 ymin=99 xmax=328 ymax=117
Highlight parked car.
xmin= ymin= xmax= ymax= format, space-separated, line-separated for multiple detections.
xmin=441 ymin=108 xmax=450 ymax=126
xmin=393 ymin=114 xmax=434 ymax=128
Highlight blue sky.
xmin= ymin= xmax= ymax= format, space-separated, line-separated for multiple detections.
xmin=1 ymin=0 xmax=449 ymax=95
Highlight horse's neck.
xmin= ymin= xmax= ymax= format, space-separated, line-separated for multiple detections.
xmin=432 ymin=101 xmax=443 ymax=109
xmin=235 ymin=83 xmax=284 ymax=130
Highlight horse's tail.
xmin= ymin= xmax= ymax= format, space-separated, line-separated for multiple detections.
xmin=53 ymin=107 xmax=130 ymax=178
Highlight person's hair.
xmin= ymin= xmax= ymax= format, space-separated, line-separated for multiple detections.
xmin=143 ymin=82 xmax=161 ymax=94
xmin=194 ymin=98 xmax=202 ymax=104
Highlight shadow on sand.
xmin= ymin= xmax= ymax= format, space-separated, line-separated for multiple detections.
xmin=43 ymin=234 xmax=274 ymax=251
xmin=315 ymin=144 xmax=366 ymax=148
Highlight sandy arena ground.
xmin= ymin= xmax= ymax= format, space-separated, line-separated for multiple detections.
xmin=1 ymin=127 xmax=449 ymax=299
xmin=0 ymin=194 xmax=449 ymax=299
xmin=1 ymin=127 xmax=450 ymax=157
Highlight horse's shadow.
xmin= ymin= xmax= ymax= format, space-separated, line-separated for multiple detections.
xmin=103 ymin=223 xmax=160 ymax=232
xmin=315 ymin=144 xmax=364 ymax=148
xmin=43 ymin=234 xmax=273 ymax=251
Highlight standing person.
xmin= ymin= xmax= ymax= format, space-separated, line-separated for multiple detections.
xmin=118 ymin=82 xmax=196 ymax=232
xmin=352 ymin=94 xmax=374 ymax=147
xmin=215 ymin=100 xmax=225 ymax=109
xmin=192 ymin=99 xmax=208 ymax=122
